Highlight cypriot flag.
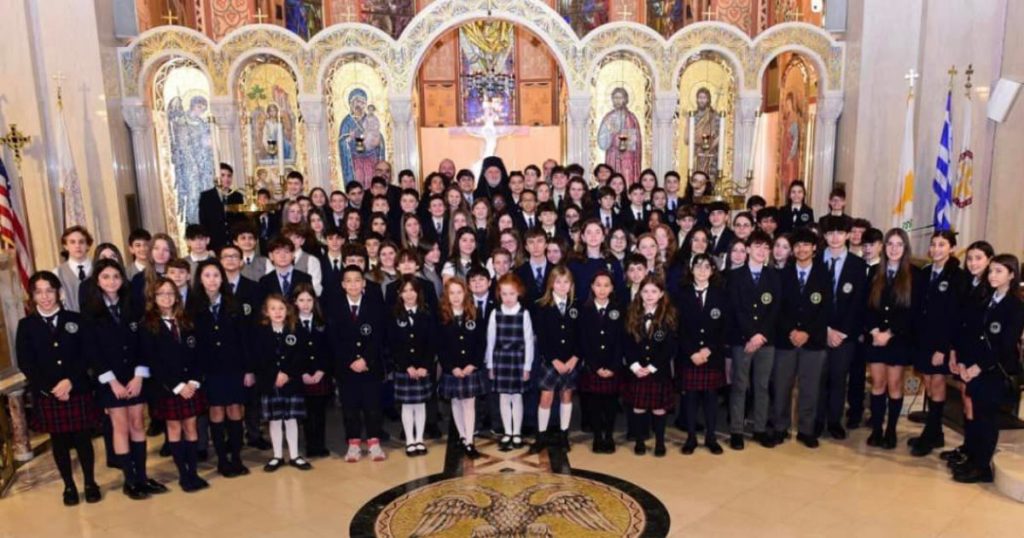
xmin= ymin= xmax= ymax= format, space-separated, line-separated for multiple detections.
xmin=892 ymin=81 xmax=916 ymax=232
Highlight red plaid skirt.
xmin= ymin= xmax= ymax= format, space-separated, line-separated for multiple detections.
xmin=31 ymin=393 xmax=100 ymax=434
xmin=303 ymin=376 xmax=334 ymax=397
xmin=579 ymin=370 xmax=622 ymax=395
xmin=677 ymin=366 xmax=726 ymax=392
xmin=622 ymin=376 xmax=675 ymax=411
xmin=153 ymin=390 xmax=208 ymax=421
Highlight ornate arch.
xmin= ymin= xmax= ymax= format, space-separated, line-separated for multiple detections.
xmin=393 ymin=0 xmax=581 ymax=93
xmin=119 ymin=27 xmax=216 ymax=99
xmin=581 ymin=23 xmax=665 ymax=92
xmin=221 ymin=24 xmax=308 ymax=96
xmin=309 ymin=24 xmax=396 ymax=93
xmin=753 ymin=23 xmax=843 ymax=91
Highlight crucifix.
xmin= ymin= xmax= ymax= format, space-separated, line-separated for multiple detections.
xmin=947 ymin=65 xmax=957 ymax=89
xmin=0 ymin=124 xmax=32 ymax=169
xmin=254 ymin=7 xmax=269 ymax=24
xmin=161 ymin=7 xmax=179 ymax=25
xmin=964 ymin=64 xmax=974 ymax=94
xmin=904 ymin=68 xmax=919 ymax=91
xmin=703 ymin=6 xmax=717 ymax=21
xmin=338 ymin=2 xmax=358 ymax=23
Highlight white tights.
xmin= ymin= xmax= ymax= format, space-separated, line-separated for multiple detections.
xmin=401 ymin=403 xmax=426 ymax=444
xmin=498 ymin=393 xmax=524 ymax=436
xmin=450 ymin=397 xmax=477 ymax=444
xmin=269 ymin=419 xmax=299 ymax=460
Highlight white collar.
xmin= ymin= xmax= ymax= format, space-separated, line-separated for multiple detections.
xmin=500 ymin=303 xmax=522 ymax=315
xmin=299 ymin=313 xmax=313 ymax=323
xmin=346 ymin=296 xmax=362 ymax=308
xmin=37 ymin=306 xmax=61 ymax=318
xmin=747 ymin=261 xmax=764 ymax=272
xmin=594 ymin=300 xmax=609 ymax=310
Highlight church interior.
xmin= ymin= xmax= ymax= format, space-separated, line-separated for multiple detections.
xmin=1 ymin=0 xmax=1023 ymax=536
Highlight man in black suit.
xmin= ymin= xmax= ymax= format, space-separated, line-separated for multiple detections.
xmin=198 ymin=163 xmax=244 ymax=251
xmin=513 ymin=190 xmax=540 ymax=234
xmin=620 ymin=184 xmax=649 ymax=236
xmin=816 ymin=216 xmax=867 ymax=440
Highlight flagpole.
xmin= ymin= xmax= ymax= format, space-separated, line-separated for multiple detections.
xmin=0 ymin=124 xmax=36 ymax=265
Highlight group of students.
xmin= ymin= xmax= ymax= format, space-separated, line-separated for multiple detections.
xmin=15 ymin=157 xmax=1024 ymax=508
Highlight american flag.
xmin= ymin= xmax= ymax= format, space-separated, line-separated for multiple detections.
xmin=0 ymin=157 xmax=33 ymax=293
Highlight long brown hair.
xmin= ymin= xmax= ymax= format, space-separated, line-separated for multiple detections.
xmin=289 ymin=282 xmax=323 ymax=325
xmin=260 ymin=293 xmax=296 ymax=331
xmin=868 ymin=228 xmax=913 ymax=308
xmin=625 ymin=275 xmax=677 ymax=341
xmin=143 ymin=233 xmax=179 ymax=293
xmin=392 ymin=274 xmax=426 ymax=317
xmin=439 ymin=277 xmax=476 ymax=324
xmin=537 ymin=264 xmax=575 ymax=307
xmin=143 ymin=277 xmax=191 ymax=333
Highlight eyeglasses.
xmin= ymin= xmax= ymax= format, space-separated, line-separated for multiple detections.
xmin=155 ymin=291 xmax=177 ymax=298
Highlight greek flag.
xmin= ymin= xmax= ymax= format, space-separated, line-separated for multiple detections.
xmin=932 ymin=90 xmax=953 ymax=231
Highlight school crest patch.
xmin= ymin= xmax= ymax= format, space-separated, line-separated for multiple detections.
xmin=243 ymin=303 xmax=252 ymax=315
xmin=810 ymin=292 xmax=823 ymax=305
xmin=568 ymin=307 xmax=579 ymax=319
xmin=761 ymin=292 xmax=773 ymax=305
xmin=653 ymin=330 xmax=665 ymax=342
xmin=938 ymin=281 xmax=949 ymax=292
xmin=64 ymin=322 xmax=78 ymax=334
xmin=186 ymin=336 xmax=196 ymax=348
xmin=608 ymin=309 xmax=620 ymax=320
xmin=397 ymin=319 xmax=409 ymax=328
xmin=801 ymin=213 xmax=810 ymax=222
xmin=990 ymin=322 xmax=1002 ymax=335
xmin=129 ymin=322 xmax=138 ymax=332
xmin=465 ymin=320 xmax=476 ymax=331
xmin=360 ymin=324 xmax=372 ymax=336
xmin=285 ymin=334 xmax=297 ymax=346
xmin=842 ymin=282 xmax=853 ymax=294
xmin=710 ymin=308 xmax=721 ymax=319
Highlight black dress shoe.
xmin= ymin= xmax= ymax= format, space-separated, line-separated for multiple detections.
xmin=84 ymin=483 xmax=102 ymax=503
xmin=634 ymin=440 xmax=647 ymax=455
xmin=729 ymin=433 xmax=745 ymax=450
xmin=142 ymin=479 xmax=169 ymax=494
xmin=706 ymin=441 xmax=724 ymax=455
xmin=882 ymin=430 xmax=897 ymax=450
xmin=592 ymin=439 xmax=602 ymax=453
xmin=62 ymin=486 xmax=80 ymax=506
xmin=247 ymin=438 xmax=272 ymax=450
xmin=910 ymin=438 xmax=937 ymax=457
xmin=263 ymin=458 xmax=284 ymax=472
xmin=465 ymin=444 xmax=481 ymax=459
xmin=939 ymin=446 xmax=965 ymax=462
xmin=232 ymin=461 xmax=251 ymax=476
xmin=122 ymin=483 xmax=150 ymax=500
xmin=527 ymin=433 xmax=547 ymax=455
xmin=654 ymin=442 xmax=667 ymax=457
xmin=953 ymin=466 xmax=993 ymax=484
xmin=827 ymin=423 xmax=847 ymax=440
xmin=193 ymin=476 xmax=210 ymax=490
xmin=796 ymin=433 xmax=819 ymax=449
xmin=498 ymin=436 xmax=512 ymax=452
xmin=866 ymin=429 xmax=883 ymax=447
xmin=773 ymin=431 xmax=789 ymax=445
xmin=217 ymin=463 xmax=239 ymax=478
xmin=681 ymin=437 xmax=697 ymax=455
xmin=290 ymin=457 xmax=313 ymax=470
xmin=511 ymin=436 xmax=524 ymax=449
xmin=753 ymin=432 xmax=776 ymax=448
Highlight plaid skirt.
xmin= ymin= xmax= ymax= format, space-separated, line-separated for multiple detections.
xmin=678 ymin=366 xmax=726 ymax=392
xmin=31 ymin=393 xmax=101 ymax=434
xmin=439 ymin=370 xmax=489 ymax=400
xmin=537 ymin=361 xmax=580 ymax=392
xmin=260 ymin=392 xmax=306 ymax=421
xmin=153 ymin=390 xmax=208 ymax=421
xmin=394 ymin=372 xmax=433 ymax=404
xmin=491 ymin=358 xmax=527 ymax=394
xmin=622 ymin=376 xmax=675 ymax=411
xmin=579 ymin=370 xmax=622 ymax=395
xmin=303 ymin=376 xmax=335 ymax=397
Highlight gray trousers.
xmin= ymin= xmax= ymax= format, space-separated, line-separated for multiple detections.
xmin=772 ymin=348 xmax=827 ymax=435
xmin=818 ymin=341 xmax=856 ymax=427
xmin=729 ymin=345 xmax=775 ymax=433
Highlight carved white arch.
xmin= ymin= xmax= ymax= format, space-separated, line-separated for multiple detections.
xmin=139 ymin=51 xmax=216 ymax=107
xmin=752 ymin=22 xmax=844 ymax=90
xmin=315 ymin=48 xmax=393 ymax=90
xmin=670 ymin=44 xmax=746 ymax=93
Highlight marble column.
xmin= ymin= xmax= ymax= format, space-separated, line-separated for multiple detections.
xmin=297 ymin=95 xmax=331 ymax=190
xmin=812 ymin=91 xmax=844 ymax=213
xmin=567 ymin=94 xmax=592 ymax=173
xmin=652 ymin=93 xmax=677 ymax=178
xmin=733 ymin=91 xmax=763 ymax=192
xmin=208 ymin=97 xmax=244 ymax=181
xmin=7 ymin=390 xmax=32 ymax=461
xmin=121 ymin=99 xmax=166 ymax=233
xmin=388 ymin=95 xmax=416 ymax=178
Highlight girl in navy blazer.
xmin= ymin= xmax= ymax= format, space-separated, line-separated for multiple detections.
xmin=292 ymin=283 xmax=332 ymax=459
xmin=386 ymin=275 xmax=437 ymax=456
xmin=17 ymin=272 xmax=101 ymax=506
xmin=253 ymin=294 xmax=310 ymax=472
xmin=529 ymin=265 xmax=580 ymax=453
xmin=191 ymin=259 xmax=251 ymax=477
xmin=437 ymin=277 xmax=489 ymax=458
xmin=83 ymin=260 xmax=167 ymax=500
xmin=863 ymin=228 xmax=916 ymax=449
xmin=577 ymin=270 xmax=625 ymax=454
xmin=952 ymin=254 xmax=1024 ymax=483
xmin=141 ymin=277 xmax=208 ymax=492
xmin=675 ymin=254 xmax=729 ymax=455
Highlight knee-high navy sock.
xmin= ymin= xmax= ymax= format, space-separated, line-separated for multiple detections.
xmin=928 ymin=400 xmax=945 ymax=439
xmin=169 ymin=441 xmax=188 ymax=480
xmin=118 ymin=452 xmax=137 ymax=486
xmin=72 ymin=431 xmax=96 ymax=486
xmin=704 ymin=390 xmax=718 ymax=441
xmin=130 ymin=441 xmax=150 ymax=482
xmin=652 ymin=414 xmax=666 ymax=444
xmin=50 ymin=433 xmax=76 ymax=488
xmin=184 ymin=440 xmax=199 ymax=478
xmin=226 ymin=420 xmax=244 ymax=462
xmin=210 ymin=421 xmax=228 ymax=466
xmin=685 ymin=392 xmax=700 ymax=438
xmin=886 ymin=397 xmax=903 ymax=434
xmin=634 ymin=412 xmax=650 ymax=443
xmin=869 ymin=394 xmax=886 ymax=432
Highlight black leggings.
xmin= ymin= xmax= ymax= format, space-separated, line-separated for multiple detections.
xmin=50 ymin=431 xmax=96 ymax=488
xmin=589 ymin=394 xmax=618 ymax=439
xmin=304 ymin=395 xmax=329 ymax=453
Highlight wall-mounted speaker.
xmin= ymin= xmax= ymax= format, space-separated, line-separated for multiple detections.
xmin=987 ymin=78 xmax=1021 ymax=123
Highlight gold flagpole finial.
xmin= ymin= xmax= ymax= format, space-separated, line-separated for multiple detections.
xmin=947 ymin=65 xmax=957 ymax=90
xmin=0 ymin=124 xmax=33 ymax=169
xmin=964 ymin=64 xmax=974 ymax=96
xmin=904 ymin=68 xmax=919 ymax=96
